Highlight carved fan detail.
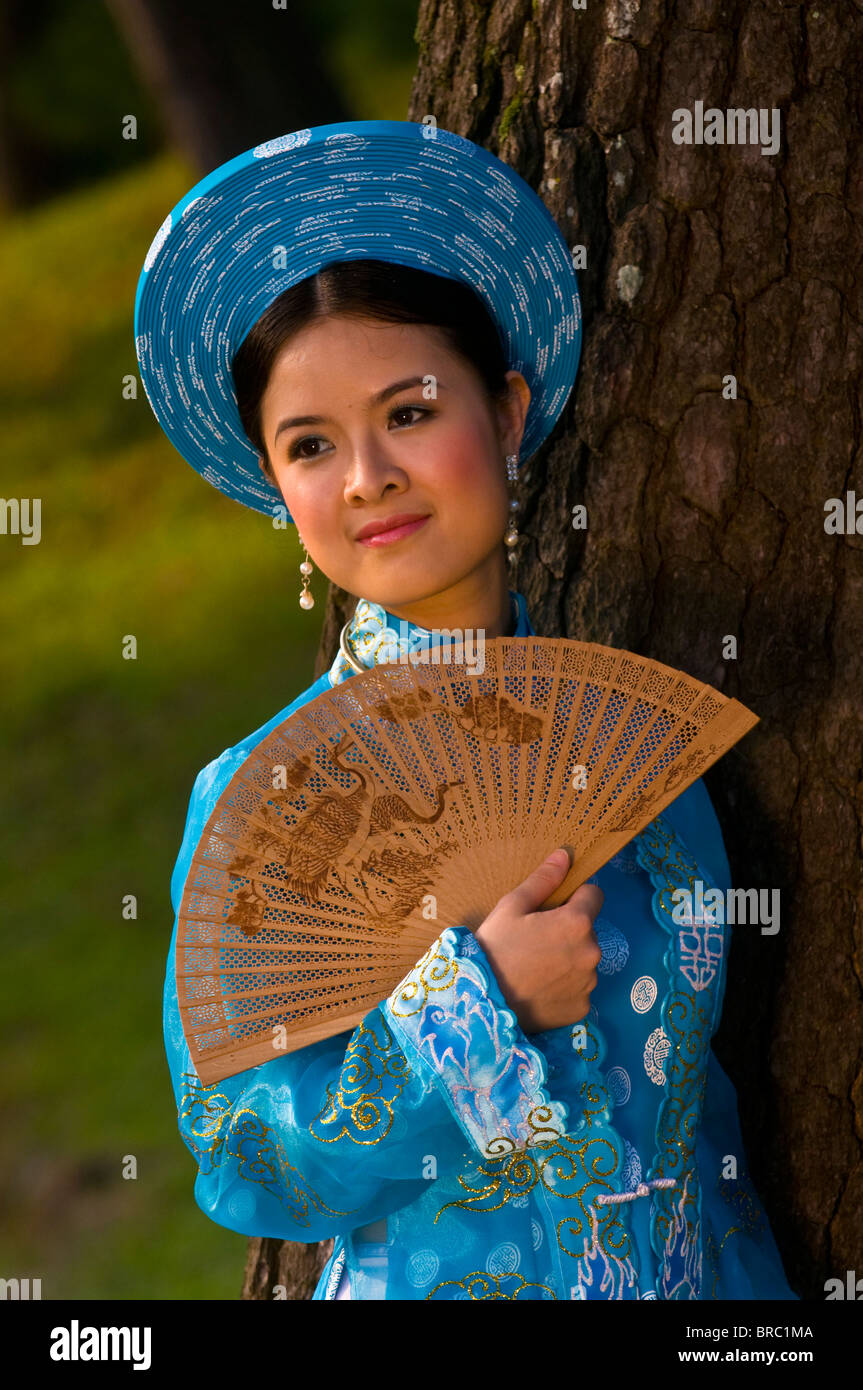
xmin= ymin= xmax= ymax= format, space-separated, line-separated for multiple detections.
xmin=177 ymin=637 xmax=758 ymax=1082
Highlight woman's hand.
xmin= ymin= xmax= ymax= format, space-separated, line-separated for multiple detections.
xmin=473 ymin=848 xmax=604 ymax=1034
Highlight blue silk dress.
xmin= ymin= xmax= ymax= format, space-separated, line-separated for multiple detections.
xmin=163 ymin=590 xmax=798 ymax=1301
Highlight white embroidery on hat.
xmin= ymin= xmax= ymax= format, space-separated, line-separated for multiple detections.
xmin=144 ymin=213 xmax=172 ymax=272
xmin=252 ymin=130 xmax=312 ymax=159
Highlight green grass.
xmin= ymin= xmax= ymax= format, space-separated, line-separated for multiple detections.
xmin=0 ymin=154 xmax=325 ymax=1298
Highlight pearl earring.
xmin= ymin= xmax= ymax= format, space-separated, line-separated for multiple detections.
xmin=504 ymin=453 xmax=519 ymax=562
xmin=297 ymin=536 xmax=315 ymax=610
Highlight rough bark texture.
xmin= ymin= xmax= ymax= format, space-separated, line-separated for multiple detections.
xmin=241 ymin=1234 xmax=334 ymax=1301
xmin=247 ymin=0 xmax=863 ymax=1300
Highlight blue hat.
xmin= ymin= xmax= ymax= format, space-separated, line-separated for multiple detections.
xmin=134 ymin=120 xmax=582 ymax=518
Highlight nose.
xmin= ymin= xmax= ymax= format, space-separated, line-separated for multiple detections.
xmin=343 ymin=437 xmax=409 ymax=506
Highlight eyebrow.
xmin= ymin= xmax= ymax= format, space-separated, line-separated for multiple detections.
xmin=273 ymin=377 xmax=443 ymax=443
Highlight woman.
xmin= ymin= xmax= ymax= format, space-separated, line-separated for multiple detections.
xmin=137 ymin=121 xmax=797 ymax=1300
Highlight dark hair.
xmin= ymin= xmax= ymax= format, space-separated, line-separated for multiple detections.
xmin=231 ymin=259 xmax=511 ymax=478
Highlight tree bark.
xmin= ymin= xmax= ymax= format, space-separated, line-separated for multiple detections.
xmin=241 ymin=1234 xmax=334 ymax=1301
xmin=248 ymin=0 xmax=863 ymax=1300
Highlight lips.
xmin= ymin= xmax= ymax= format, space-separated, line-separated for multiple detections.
xmin=355 ymin=512 xmax=431 ymax=541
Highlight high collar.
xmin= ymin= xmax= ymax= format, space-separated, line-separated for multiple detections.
xmin=328 ymin=589 xmax=534 ymax=685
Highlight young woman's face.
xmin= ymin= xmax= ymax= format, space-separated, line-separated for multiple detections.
xmin=258 ymin=315 xmax=530 ymax=613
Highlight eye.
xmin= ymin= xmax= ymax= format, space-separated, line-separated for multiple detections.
xmin=389 ymin=404 xmax=429 ymax=428
xmin=288 ymin=436 xmax=328 ymax=461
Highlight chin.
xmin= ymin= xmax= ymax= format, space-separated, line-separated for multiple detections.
xmin=360 ymin=569 xmax=454 ymax=605
xmin=365 ymin=581 xmax=444 ymax=609
xmin=337 ymin=534 xmax=503 ymax=607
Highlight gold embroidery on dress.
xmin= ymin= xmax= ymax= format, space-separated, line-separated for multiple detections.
xmin=572 ymin=1020 xmax=601 ymax=1066
xmin=703 ymin=1165 xmax=766 ymax=1296
xmin=706 ymin=1224 xmax=745 ymax=1298
xmin=705 ymin=1226 xmax=720 ymax=1299
xmin=716 ymin=1166 xmax=766 ymax=1236
xmin=178 ymin=1074 xmax=235 ymax=1170
xmin=435 ymin=1120 xmax=636 ymax=1296
xmin=388 ymin=934 xmax=459 ymax=1016
xmin=483 ymin=1102 xmax=567 ymax=1156
xmin=426 ymin=1270 xmax=557 ymax=1300
xmin=310 ymin=1012 xmax=411 ymax=1145
xmin=580 ymin=1081 xmax=611 ymax=1129
xmin=637 ymin=813 xmax=728 ymax=1299
xmin=179 ymin=1071 xmax=355 ymax=1225
xmin=433 ymin=1105 xmax=563 ymax=1222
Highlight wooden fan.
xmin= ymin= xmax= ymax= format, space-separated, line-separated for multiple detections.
xmin=177 ymin=637 xmax=757 ymax=1082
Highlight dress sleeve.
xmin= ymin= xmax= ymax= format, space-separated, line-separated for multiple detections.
xmin=164 ymin=764 xmax=569 ymax=1243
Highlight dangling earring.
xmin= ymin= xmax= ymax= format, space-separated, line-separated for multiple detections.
xmin=297 ymin=535 xmax=315 ymax=610
xmin=504 ymin=453 xmax=519 ymax=562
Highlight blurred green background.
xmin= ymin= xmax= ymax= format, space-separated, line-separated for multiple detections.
xmin=0 ymin=0 xmax=418 ymax=1298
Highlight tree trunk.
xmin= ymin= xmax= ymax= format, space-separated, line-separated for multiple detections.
xmin=241 ymin=1234 xmax=334 ymax=1301
xmin=248 ymin=0 xmax=863 ymax=1300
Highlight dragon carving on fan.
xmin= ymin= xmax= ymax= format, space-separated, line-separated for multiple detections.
xmin=224 ymin=688 xmax=545 ymax=938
